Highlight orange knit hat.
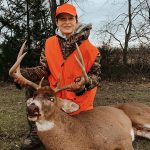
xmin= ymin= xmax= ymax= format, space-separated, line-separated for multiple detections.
xmin=56 ymin=4 xmax=77 ymax=17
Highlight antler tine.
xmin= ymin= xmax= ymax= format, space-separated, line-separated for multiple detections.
xmin=75 ymin=43 xmax=85 ymax=67
xmin=9 ymin=52 xmax=27 ymax=76
xmin=53 ymin=74 xmax=73 ymax=93
xmin=54 ymin=74 xmax=62 ymax=93
xmin=17 ymin=40 xmax=27 ymax=60
xmin=9 ymin=41 xmax=39 ymax=90
xmin=75 ymin=43 xmax=89 ymax=83
xmin=37 ymin=77 xmax=45 ymax=89
xmin=17 ymin=40 xmax=27 ymax=74
xmin=54 ymin=85 xmax=69 ymax=93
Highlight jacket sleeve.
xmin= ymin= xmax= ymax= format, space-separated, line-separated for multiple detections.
xmin=86 ymin=52 xmax=101 ymax=90
xmin=21 ymin=48 xmax=50 ymax=82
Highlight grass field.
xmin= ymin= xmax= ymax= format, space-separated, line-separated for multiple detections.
xmin=0 ymin=81 xmax=150 ymax=150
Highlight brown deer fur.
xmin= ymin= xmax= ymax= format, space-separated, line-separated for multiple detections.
xmin=27 ymin=87 xmax=150 ymax=150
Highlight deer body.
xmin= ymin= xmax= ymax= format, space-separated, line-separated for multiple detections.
xmin=37 ymin=107 xmax=93 ymax=150
xmin=76 ymin=106 xmax=134 ymax=150
xmin=34 ymin=98 xmax=134 ymax=150
xmin=26 ymin=88 xmax=150 ymax=150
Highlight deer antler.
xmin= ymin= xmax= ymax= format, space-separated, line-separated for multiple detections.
xmin=9 ymin=42 xmax=89 ymax=92
xmin=74 ymin=43 xmax=89 ymax=83
xmin=9 ymin=41 xmax=42 ymax=90
xmin=54 ymin=43 xmax=89 ymax=93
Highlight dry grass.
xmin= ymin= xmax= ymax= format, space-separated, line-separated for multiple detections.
xmin=0 ymin=81 xmax=150 ymax=150
xmin=0 ymin=84 xmax=27 ymax=150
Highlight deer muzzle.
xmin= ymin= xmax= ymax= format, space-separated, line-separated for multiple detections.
xmin=27 ymin=103 xmax=40 ymax=119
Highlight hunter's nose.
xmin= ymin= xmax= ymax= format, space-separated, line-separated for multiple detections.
xmin=27 ymin=103 xmax=39 ymax=115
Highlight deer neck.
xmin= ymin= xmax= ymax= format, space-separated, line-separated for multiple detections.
xmin=36 ymin=107 xmax=81 ymax=132
xmin=36 ymin=107 xmax=91 ymax=150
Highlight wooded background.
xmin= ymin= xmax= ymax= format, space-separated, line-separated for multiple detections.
xmin=0 ymin=0 xmax=150 ymax=81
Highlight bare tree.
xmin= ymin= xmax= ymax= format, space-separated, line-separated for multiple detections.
xmin=98 ymin=0 xmax=150 ymax=65
xmin=132 ymin=0 xmax=150 ymax=46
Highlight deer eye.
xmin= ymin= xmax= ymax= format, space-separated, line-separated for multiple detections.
xmin=48 ymin=97 xmax=55 ymax=102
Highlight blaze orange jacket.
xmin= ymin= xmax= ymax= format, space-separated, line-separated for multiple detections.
xmin=45 ymin=35 xmax=99 ymax=115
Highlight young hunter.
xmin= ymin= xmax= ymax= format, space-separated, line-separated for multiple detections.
xmin=14 ymin=3 xmax=101 ymax=150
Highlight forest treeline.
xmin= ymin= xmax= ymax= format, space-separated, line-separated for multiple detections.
xmin=0 ymin=0 xmax=150 ymax=81
xmin=100 ymin=44 xmax=150 ymax=81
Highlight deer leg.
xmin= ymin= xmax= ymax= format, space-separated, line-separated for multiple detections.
xmin=134 ymin=125 xmax=150 ymax=139
xmin=113 ymin=102 xmax=150 ymax=140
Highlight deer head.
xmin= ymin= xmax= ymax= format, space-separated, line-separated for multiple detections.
xmin=9 ymin=41 xmax=90 ymax=121
xmin=26 ymin=86 xmax=80 ymax=122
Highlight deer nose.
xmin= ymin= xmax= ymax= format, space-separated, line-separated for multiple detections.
xmin=27 ymin=103 xmax=39 ymax=116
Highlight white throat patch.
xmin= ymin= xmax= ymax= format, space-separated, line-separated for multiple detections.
xmin=36 ymin=120 xmax=55 ymax=132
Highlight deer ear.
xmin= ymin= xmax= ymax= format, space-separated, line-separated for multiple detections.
xmin=57 ymin=98 xmax=79 ymax=113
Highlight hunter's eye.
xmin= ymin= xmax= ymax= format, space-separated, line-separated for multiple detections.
xmin=48 ymin=97 xmax=55 ymax=102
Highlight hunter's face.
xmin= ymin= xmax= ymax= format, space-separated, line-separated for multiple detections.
xmin=56 ymin=13 xmax=78 ymax=38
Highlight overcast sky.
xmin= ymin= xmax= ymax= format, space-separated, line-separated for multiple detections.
xmin=70 ymin=0 xmax=128 ymax=46
xmin=1 ymin=0 xmax=128 ymax=46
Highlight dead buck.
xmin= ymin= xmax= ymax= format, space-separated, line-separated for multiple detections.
xmin=9 ymin=42 xmax=150 ymax=150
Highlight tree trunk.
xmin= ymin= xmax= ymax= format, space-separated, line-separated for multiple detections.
xmin=123 ymin=48 xmax=127 ymax=65
xmin=123 ymin=0 xmax=132 ymax=65
xmin=26 ymin=0 xmax=31 ymax=53
xmin=49 ymin=0 xmax=57 ymax=34
xmin=60 ymin=0 xmax=65 ymax=5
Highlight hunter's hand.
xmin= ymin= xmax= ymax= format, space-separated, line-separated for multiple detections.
xmin=14 ymin=74 xmax=27 ymax=86
xmin=67 ymin=76 xmax=87 ymax=95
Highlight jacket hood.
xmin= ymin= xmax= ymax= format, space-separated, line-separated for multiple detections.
xmin=55 ymin=23 xmax=92 ymax=40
